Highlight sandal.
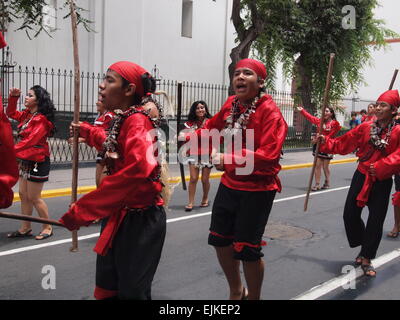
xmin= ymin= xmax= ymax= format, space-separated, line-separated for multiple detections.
xmin=311 ymin=184 xmax=321 ymax=191
xmin=354 ymin=255 xmax=364 ymax=266
xmin=7 ymin=229 xmax=33 ymax=238
xmin=387 ymin=231 xmax=399 ymax=238
xmin=321 ymin=182 xmax=330 ymax=190
xmin=185 ymin=205 xmax=193 ymax=212
xmin=35 ymin=230 xmax=53 ymax=240
xmin=361 ymin=264 xmax=376 ymax=277
xmin=200 ymin=201 xmax=209 ymax=208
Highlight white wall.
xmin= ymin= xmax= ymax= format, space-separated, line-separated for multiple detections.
xmin=5 ymin=0 xmax=92 ymax=72
xmin=4 ymin=0 xmax=236 ymax=85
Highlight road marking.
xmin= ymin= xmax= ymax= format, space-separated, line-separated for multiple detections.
xmin=0 ymin=185 xmax=350 ymax=257
xmin=292 ymin=248 xmax=400 ymax=300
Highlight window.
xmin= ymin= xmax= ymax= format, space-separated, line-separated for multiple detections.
xmin=181 ymin=0 xmax=193 ymax=38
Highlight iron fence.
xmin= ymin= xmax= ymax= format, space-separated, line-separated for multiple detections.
xmin=1 ymin=62 xmax=352 ymax=164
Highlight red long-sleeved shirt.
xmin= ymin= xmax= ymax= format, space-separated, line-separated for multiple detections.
xmin=320 ymin=121 xmax=400 ymax=207
xmin=0 ymin=93 xmax=18 ymax=208
xmin=183 ymin=119 xmax=212 ymax=156
xmin=6 ymin=95 xmax=53 ymax=162
xmin=300 ymin=108 xmax=341 ymax=138
xmin=60 ymin=109 xmax=163 ymax=255
xmin=94 ymin=111 xmax=114 ymax=129
xmin=200 ymin=94 xmax=288 ymax=192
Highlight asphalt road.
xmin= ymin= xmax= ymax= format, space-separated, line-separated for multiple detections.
xmin=1 ymin=162 xmax=400 ymax=300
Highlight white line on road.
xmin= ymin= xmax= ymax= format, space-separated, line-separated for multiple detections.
xmin=292 ymin=248 xmax=400 ymax=300
xmin=0 ymin=185 xmax=350 ymax=257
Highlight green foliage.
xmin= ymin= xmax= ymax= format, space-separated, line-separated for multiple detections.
xmin=240 ymin=0 xmax=398 ymax=106
xmin=1 ymin=0 xmax=94 ymax=39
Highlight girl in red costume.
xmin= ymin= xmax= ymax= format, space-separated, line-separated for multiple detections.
xmin=6 ymin=86 xmax=56 ymax=240
xmin=361 ymin=103 xmax=377 ymax=123
xmin=60 ymin=61 xmax=168 ymax=300
xmin=296 ymin=105 xmax=341 ymax=190
xmin=182 ymin=100 xmax=213 ymax=211
xmin=318 ymin=89 xmax=400 ymax=277
xmin=0 ymin=32 xmax=19 ymax=209
xmin=201 ymin=59 xmax=287 ymax=300
xmin=92 ymin=99 xmax=114 ymax=187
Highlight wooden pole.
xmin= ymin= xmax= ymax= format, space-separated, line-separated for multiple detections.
xmin=68 ymin=0 xmax=80 ymax=251
xmin=389 ymin=69 xmax=398 ymax=90
xmin=304 ymin=53 xmax=336 ymax=211
xmin=177 ymin=82 xmax=187 ymax=190
xmin=0 ymin=211 xmax=65 ymax=227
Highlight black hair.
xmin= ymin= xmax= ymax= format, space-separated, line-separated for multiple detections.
xmin=325 ymin=106 xmax=336 ymax=121
xmin=187 ymin=101 xmax=212 ymax=122
xmin=360 ymin=109 xmax=367 ymax=114
xmin=257 ymin=76 xmax=266 ymax=95
xmin=121 ymin=72 xmax=157 ymax=105
xmin=30 ymin=85 xmax=56 ymax=136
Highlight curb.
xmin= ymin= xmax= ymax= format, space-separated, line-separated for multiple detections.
xmin=12 ymin=157 xmax=358 ymax=202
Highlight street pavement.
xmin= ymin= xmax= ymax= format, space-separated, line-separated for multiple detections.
xmin=11 ymin=149 xmax=356 ymax=192
xmin=2 ymin=151 xmax=400 ymax=301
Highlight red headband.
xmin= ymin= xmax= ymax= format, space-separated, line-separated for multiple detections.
xmin=108 ymin=61 xmax=149 ymax=98
xmin=0 ymin=32 xmax=6 ymax=49
xmin=235 ymin=58 xmax=267 ymax=80
xmin=376 ymin=90 xmax=400 ymax=109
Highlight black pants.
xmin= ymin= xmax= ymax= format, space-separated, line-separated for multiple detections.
xmin=208 ymin=183 xmax=276 ymax=261
xmin=95 ymin=206 xmax=166 ymax=300
xmin=344 ymin=170 xmax=392 ymax=259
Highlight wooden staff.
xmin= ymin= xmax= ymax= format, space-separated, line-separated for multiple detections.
xmin=0 ymin=211 xmax=65 ymax=228
xmin=304 ymin=53 xmax=336 ymax=211
xmin=389 ymin=69 xmax=398 ymax=90
xmin=176 ymin=82 xmax=187 ymax=190
xmin=68 ymin=0 xmax=80 ymax=251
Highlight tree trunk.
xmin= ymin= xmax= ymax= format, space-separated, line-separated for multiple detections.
xmin=228 ymin=0 xmax=265 ymax=95
xmin=293 ymin=55 xmax=316 ymax=142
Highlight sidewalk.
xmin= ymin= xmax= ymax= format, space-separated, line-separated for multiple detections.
xmin=11 ymin=150 xmax=357 ymax=196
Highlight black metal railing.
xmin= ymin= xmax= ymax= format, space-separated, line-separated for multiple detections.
xmin=2 ymin=63 xmax=349 ymax=164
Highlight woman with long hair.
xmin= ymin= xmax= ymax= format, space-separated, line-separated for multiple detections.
xmin=6 ymin=85 xmax=56 ymax=240
xmin=183 ymin=100 xmax=212 ymax=211
xmin=296 ymin=106 xmax=341 ymax=190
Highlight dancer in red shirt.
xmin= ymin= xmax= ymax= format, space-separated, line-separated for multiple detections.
xmin=296 ymin=106 xmax=341 ymax=190
xmin=0 ymin=31 xmax=18 ymax=208
xmin=6 ymin=86 xmax=56 ymax=240
xmin=319 ymin=89 xmax=400 ymax=277
xmin=200 ymin=59 xmax=287 ymax=300
xmin=60 ymin=61 xmax=168 ymax=300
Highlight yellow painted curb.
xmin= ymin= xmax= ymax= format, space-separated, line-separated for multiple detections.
xmin=12 ymin=157 xmax=358 ymax=202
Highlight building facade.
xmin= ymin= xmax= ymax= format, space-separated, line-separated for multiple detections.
xmin=4 ymin=0 xmax=236 ymax=85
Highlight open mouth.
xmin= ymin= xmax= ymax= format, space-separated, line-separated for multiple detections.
xmin=98 ymin=92 xmax=105 ymax=102
xmin=235 ymin=83 xmax=247 ymax=92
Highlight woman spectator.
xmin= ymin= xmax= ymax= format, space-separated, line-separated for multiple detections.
xmin=182 ymin=101 xmax=213 ymax=211
xmin=296 ymin=106 xmax=341 ymax=190
xmin=6 ymin=86 xmax=56 ymax=240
